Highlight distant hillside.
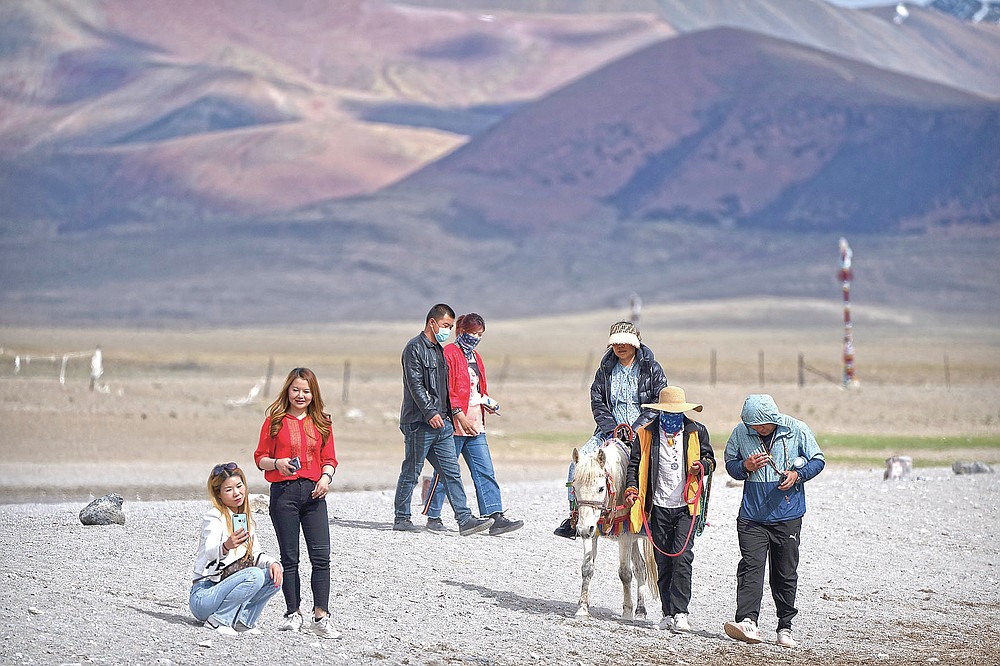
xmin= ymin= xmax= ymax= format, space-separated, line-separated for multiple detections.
xmin=0 ymin=0 xmax=998 ymax=326
xmin=397 ymin=27 xmax=1000 ymax=235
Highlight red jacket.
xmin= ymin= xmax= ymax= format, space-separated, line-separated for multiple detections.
xmin=444 ymin=343 xmax=488 ymax=415
xmin=253 ymin=414 xmax=337 ymax=484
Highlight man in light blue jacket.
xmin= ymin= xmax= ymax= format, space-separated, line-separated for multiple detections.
xmin=723 ymin=394 xmax=825 ymax=649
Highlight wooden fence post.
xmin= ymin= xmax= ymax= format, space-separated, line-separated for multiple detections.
xmin=710 ymin=349 xmax=717 ymax=388
xmin=342 ymin=359 xmax=351 ymax=403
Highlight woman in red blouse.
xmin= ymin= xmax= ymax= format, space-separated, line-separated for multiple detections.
xmin=254 ymin=367 xmax=340 ymax=639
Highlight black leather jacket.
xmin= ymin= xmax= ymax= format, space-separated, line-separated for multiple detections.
xmin=590 ymin=344 xmax=668 ymax=438
xmin=399 ymin=332 xmax=452 ymax=425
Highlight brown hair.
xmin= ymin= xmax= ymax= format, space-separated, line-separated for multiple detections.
xmin=207 ymin=464 xmax=253 ymax=560
xmin=456 ymin=312 xmax=486 ymax=334
xmin=265 ymin=367 xmax=332 ymax=444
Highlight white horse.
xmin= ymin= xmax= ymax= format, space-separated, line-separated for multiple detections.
xmin=571 ymin=440 xmax=658 ymax=620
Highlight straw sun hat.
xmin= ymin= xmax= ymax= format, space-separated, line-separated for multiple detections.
xmin=641 ymin=386 xmax=703 ymax=414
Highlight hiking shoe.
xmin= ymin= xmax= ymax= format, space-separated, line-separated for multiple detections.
xmin=393 ymin=517 xmax=421 ymax=532
xmin=776 ymin=628 xmax=797 ymax=648
xmin=553 ymin=518 xmax=576 ymax=539
xmin=458 ymin=516 xmax=494 ymax=536
xmin=304 ymin=615 xmax=342 ymax=640
xmin=488 ymin=512 xmax=523 ymax=536
xmin=278 ymin=611 xmax=303 ymax=632
xmin=672 ymin=613 xmax=691 ymax=633
xmin=724 ymin=618 xmax=762 ymax=644
xmin=657 ymin=616 xmax=673 ymax=631
xmin=204 ymin=618 xmax=238 ymax=636
xmin=425 ymin=517 xmax=446 ymax=532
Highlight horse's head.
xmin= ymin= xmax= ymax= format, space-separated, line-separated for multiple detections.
xmin=572 ymin=445 xmax=618 ymax=539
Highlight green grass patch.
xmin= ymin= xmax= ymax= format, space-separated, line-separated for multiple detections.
xmin=815 ymin=434 xmax=1000 ymax=451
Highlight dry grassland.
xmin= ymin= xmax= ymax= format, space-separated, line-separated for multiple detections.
xmin=2 ymin=299 xmax=998 ymax=502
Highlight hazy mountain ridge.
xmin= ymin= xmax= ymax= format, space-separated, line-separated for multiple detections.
xmin=397 ymin=27 xmax=999 ymax=234
xmin=0 ymin=0 xmax=998 ymax=325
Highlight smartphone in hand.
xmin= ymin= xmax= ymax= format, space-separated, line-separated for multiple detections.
xmin=288 ymin=456 xmax=301 ymax=472
xmin=232 ymin=513 xmax=248 ymax=534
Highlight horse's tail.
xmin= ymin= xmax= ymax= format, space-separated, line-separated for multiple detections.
xmin=642 ymin=536 xmax=659 ymax=602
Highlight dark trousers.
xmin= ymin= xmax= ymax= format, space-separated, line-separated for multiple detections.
xmin=269 ymin=478 xmax=331 ymax=615
xmin=649 ymin=505 xmax=695 ymax=616
xmin=734 ymin=517 xmax=801 ymax=629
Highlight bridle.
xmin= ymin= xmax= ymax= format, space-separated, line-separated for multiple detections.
xmin=574 ymin=424 xmax=634 ymax=523
xmin=575 ymin=472 xmax=620 ymax=521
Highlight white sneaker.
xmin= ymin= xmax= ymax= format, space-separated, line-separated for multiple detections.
xmin=672 ymin=613 xmax=691 ymax=633
xmin=204 ymin=619 xmax=238 ymax=636
xmin=234 ymin=621 xmax=262 ymax=636
xmin=278 ymin=612 xmax=303 ymax=631
xmin=776 ymin=627 xmax=797 ymax=648
xmin=305 ymin=615 xmax=342 ymax=640
xmin=724 ymin=618 xmax=762 ymax=644
xmin=657 ymin=616 xmax=673 ymax=631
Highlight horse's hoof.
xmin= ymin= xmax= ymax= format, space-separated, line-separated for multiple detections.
xmin=622 ymin=612 xmax=634 ymax=621
xmin=575 ymin=608 xmax=590 ymax=618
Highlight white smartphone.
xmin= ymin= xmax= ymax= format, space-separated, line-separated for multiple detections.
xmin=232 ymin=513 xmax=248 ymax=534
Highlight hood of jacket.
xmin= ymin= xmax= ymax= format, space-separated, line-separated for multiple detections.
xmin=740 ymin=394 xmax=782 ymax=427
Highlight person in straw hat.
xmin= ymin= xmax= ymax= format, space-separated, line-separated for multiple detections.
xmin=554 ymin=320 xmax=667 ymax=539
xmin=623 ymin=386 xmax=715 ymax=633
xmin=722 ymin=394 xmax=826 ymax=649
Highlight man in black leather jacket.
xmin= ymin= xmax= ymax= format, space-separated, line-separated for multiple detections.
xmin=392 ymin=303 xmax=494 ymax=537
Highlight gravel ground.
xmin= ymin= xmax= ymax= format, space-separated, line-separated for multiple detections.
xmin=2 ymin=467 xmax=998 ymax=666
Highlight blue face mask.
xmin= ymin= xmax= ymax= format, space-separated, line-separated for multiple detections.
xmin=434 ymin=325 xmax=452 ymax=344
xmin=659 ymin=412 xmax=685 ymax=435
xmin=456 ymin=332 xmax=481 ymax=355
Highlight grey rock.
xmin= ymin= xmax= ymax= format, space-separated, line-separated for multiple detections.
xmin=952 ymin=461 xmax=994 ymax=475
xmin=79 ymin=493 xmax=126 ymax=525
xmin=884 ymin=455 xmax=913 ymax=480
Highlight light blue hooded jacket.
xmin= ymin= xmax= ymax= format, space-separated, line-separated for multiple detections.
xmin=724 ymin=394 xmax=825 ymax=523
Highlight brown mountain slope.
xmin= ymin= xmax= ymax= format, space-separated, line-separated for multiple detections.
xmin=397 ymin=26 xmax=1000 ymax=234
xmin=0 ymin=0 xmax=671 ymax=229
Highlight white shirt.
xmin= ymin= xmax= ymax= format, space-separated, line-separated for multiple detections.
xmin=652 ymin=426 xmax=686 ymax=508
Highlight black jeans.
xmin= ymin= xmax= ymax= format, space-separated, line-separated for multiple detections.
xmin=734 ymin=517 xmax=802 ymax=629
xmin=269 ymin=478 xmax=331 ymax=615
xmin=649 ymin=505 xmax=695 ymax=616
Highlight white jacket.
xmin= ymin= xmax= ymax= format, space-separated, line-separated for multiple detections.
xmin=191 ymin=507 xmax=277 ymax=583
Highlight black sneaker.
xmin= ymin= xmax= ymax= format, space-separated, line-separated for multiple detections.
xmin=553 ymin=517 xmax=576 ymax=539
xmin=458 ymin=516 xmax=494 ymax=536
xmin=425 ymin=517 xmax=446 ymax=532
xmin=392 ymin=517 xmax=420 ymax=532
xmin=488 ymin=512 xmax=524 ymax=536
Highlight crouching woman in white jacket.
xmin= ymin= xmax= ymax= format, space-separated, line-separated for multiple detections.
xmin=190 ymin=462 xmax=283 ymax=635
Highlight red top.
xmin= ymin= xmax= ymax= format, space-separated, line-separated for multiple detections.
xmin=254 ymin=414 xmax=338 ymax=484
xmin=444 ymin=343 xmax=488 ymax=415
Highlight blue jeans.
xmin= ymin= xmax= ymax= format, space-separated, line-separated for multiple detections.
xmin=189 ymin=567 xmax=281 ymax=629
xmin=394 ymin=420 xmax=473 ymax=524
xmin=269 ymin=478 xmax=331 ymax=615
xmin=425 ymin=433 xmax=503 ymax=519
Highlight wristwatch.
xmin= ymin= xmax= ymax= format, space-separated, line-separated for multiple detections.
xmin=451 ymin=407 xmax=462 ymax=415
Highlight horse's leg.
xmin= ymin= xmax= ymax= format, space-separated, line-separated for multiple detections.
xmin=629 ymin=536 xmax=648 ymax=621
xmin=576 ymin=535 xmax=598 ymax=617
xmin=618 ymin=537 xmax=634 ymax=620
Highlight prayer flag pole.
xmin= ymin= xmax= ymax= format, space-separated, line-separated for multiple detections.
xmin=839 ymin=237 xmax=859 ymax=388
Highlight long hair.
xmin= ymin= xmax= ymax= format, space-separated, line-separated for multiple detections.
xmin=207 ymin=465 xmax=253 ymax=560
xmin=265 ymin=367 xmax=332 ymax=444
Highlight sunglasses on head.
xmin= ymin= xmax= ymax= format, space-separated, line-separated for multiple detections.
xmin=212 ymin=462 xmax=238 ymax=477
